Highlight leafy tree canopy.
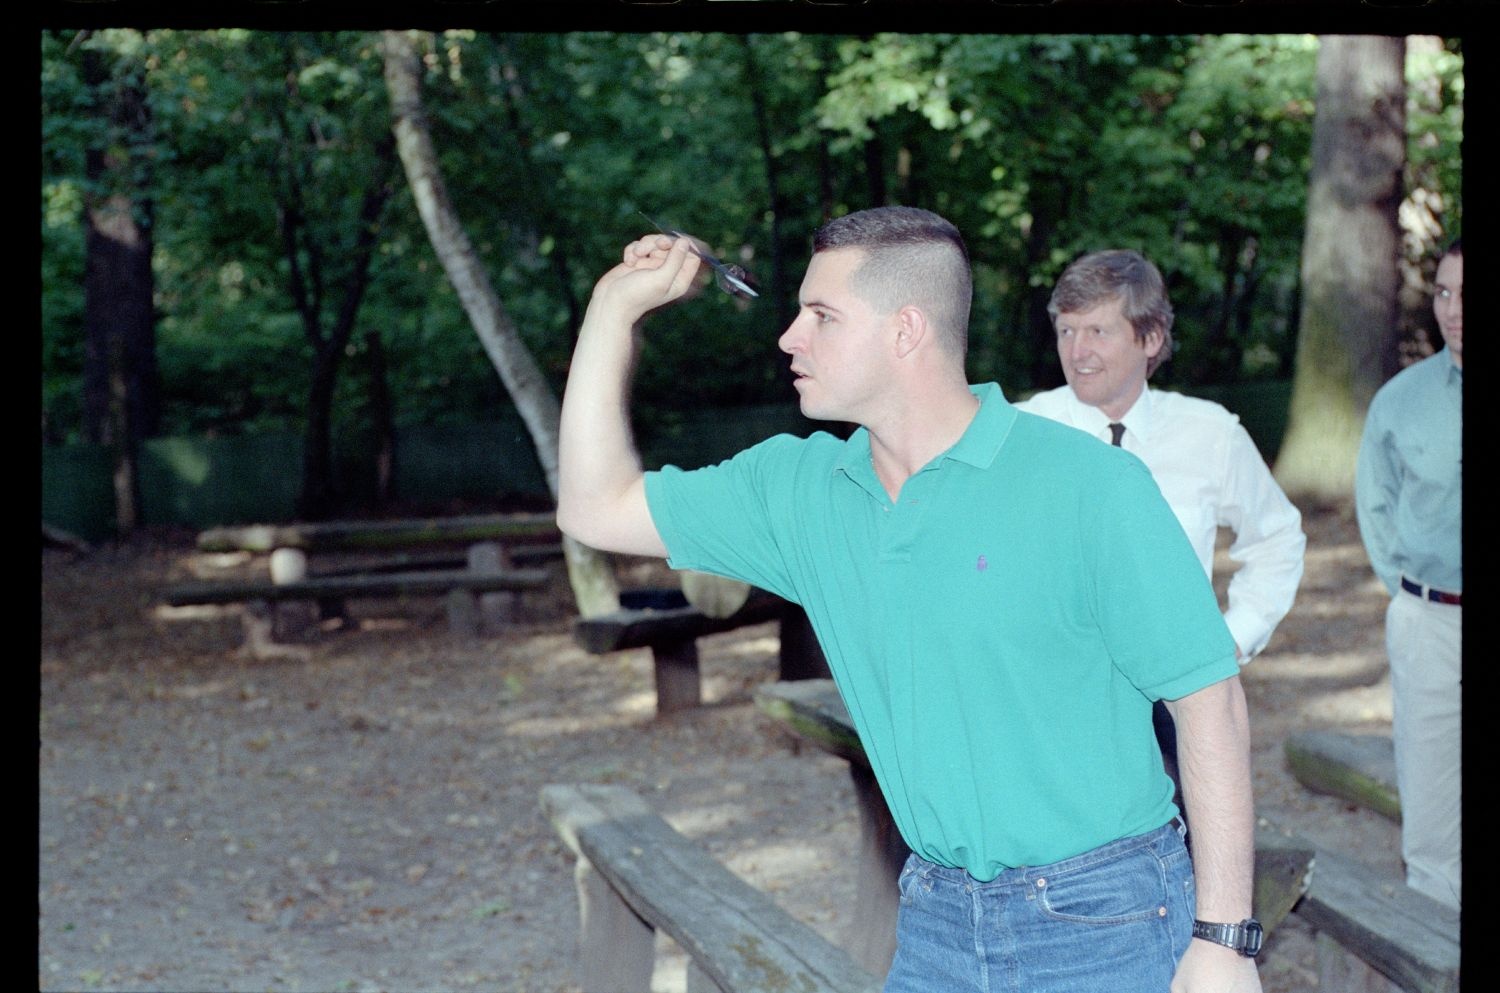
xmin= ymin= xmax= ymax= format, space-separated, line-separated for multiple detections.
xmin=42 ymin=31 xmax=1462 ymax=446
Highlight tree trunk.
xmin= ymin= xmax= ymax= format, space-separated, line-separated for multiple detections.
xmin=81 ymin=47 xmax=159 ymax=534
xmin=1274 ymin=36 xmax=1405 ymax=501
xmin=740 ymin=36 xmax=794 ymax=340
xmin=1024 ymin=185 xmax=1064 ymax=391
xmin=381 ymin=29 xmax=619 ymax=618
xmin=283 ymin=134 xmax=396 ymax=521
xmin=365 ymin=328 xmax=396 ymax=507
xmin=300 ymin=347 xmax=341 ymax=521
xmin=1190 ymin=225 xmax=1249 ymax=385
xmin=863 ymin=133 xmax=887 ymax=207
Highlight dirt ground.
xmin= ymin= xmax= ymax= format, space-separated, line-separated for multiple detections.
xmin=39 ymin=500 xmax=1406 ymax=993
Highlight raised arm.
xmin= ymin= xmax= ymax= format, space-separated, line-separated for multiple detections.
xmin=556 ymin=234 xmax=703 ymax=557
xmin=1165 ymin=675 xmax=1262 ymax=993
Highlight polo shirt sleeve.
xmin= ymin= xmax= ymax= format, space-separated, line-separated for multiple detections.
xmin=642 ymin=434 xmax=803 ymax=603
xmin=1088 ymin=454 xmax=1241 ymax=701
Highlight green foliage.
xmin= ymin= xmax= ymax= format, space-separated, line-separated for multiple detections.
xmin=1404 ymin=36 xmax=1464 ymax=249
xmin=40 ymin=31 xmax=1464 ymax=450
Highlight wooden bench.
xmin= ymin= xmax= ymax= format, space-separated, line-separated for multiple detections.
xmin=182 ymin=513 xmax=563 ymax=656
xmin=305 ymin=543 xmax=563 ymax=575
xmin=573 ymin=588 xmax=830 ymax=716
xmin=751 ymin=679 xmax=905 ymax=976
xmin=1296 ymin=847 xmax=1460 ymax=992
xmin=540 ymin=782 xmax=878 ymax=993
xmin=1284 ymin=730 xmax=1401 ymax=822
xmin=162 ymin=564 xmax=551 ymax=657
xmin=753 ymin=679 xmax=1319 ymax=980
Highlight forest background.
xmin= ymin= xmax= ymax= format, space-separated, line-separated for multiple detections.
xmin=40 ymin=29 xmax=1464 ymax=540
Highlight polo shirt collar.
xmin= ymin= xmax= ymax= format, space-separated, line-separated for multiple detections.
xmin=944 ymin=382 xmax=1015 ymax=469
xmin=835 ymin=382 xmax=1017 ymax=481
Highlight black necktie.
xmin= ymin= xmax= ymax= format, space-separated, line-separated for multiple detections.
xmin=1109 ymin=422 xmax=1125 ymax=447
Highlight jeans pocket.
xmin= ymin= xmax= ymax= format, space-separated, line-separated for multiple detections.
xmin=1035 ymin=847 xmax=1166 ymax=925
xmin=896 ymin=855 xmax=932 ymax=905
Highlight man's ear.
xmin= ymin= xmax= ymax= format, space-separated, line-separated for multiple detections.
xmin=1143 ymin=327 xmax=1165 ymax=360
xmin=894 ymin=305 xmax=929 ymax=359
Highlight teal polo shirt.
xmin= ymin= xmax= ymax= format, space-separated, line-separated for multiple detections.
xmin=644 ymin=383 xmax=1238 ymax=879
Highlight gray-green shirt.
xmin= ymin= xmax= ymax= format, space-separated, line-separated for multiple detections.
xmin=1356 ymin=348 xmax=1463 ymax=596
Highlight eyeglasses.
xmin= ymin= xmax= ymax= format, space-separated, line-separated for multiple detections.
xmin=638 ymin=212 xmax=758 ymax=299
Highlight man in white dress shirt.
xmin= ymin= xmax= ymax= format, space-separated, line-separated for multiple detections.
xmin=1018 ymin=250 xmax=1306 ymax=788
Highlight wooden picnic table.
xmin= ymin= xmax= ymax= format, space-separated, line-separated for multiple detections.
xmin=177 ymin=513 xmax=564 ymax=656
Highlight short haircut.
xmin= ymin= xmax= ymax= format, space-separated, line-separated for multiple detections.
xmin=1048 ymin=250 xmax=1176 ymax=377
xmin=813 ymin=207 xmax=973 ymax=357
xmin=1440 ymin=235 xmax=1462 ymax=261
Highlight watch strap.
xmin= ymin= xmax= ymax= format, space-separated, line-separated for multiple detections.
xmin=1191 ymin=918 xmax=1263 ymax=957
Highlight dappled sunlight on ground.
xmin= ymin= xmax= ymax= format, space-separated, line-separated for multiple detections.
xmin=1251 ymin=650 xmax=1386 ymax=682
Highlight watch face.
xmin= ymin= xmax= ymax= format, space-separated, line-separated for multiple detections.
xmin=1243 ymin=921 xmax=1264 ymax=957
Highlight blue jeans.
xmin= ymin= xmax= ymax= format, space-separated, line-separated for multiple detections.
xmin=883 ymin=820 xmax=1194 ymax=993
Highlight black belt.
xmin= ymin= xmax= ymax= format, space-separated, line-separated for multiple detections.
xmin=1400 ymin=576 xmax=1462 ymax=606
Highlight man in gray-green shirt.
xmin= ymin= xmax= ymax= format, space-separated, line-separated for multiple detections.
xmin=557 ymin=206 xmax=1264 ymax=991
xmin=1356 ymin=237 xmax=1462 ymax=910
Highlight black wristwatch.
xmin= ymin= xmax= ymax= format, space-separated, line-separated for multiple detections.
xmin=1191 ymin=918 xmax=1264 ymax=957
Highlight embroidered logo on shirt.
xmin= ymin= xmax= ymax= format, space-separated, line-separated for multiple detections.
xmin=976 ymin=554 xmax=989 ymax=572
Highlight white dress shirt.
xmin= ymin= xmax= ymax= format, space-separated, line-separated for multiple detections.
xmin=1017 ymin=385 xmax=1305 ymax=661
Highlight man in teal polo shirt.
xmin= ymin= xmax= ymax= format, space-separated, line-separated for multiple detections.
xmin=558 ymin=206 xmax=1262 ymax=992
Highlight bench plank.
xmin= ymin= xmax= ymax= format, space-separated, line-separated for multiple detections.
xmin=1284 ymin=731 xmax=1401 ymax=822
xmin=541 ymin=783 xmax=877 ymax=993
xmin=1296 ymin=848 xmax=1460 ymax=993
xmin=574 ymin=591 xmax=829 ymax=715
xmin=197 ymin=513 xmax=559 ymax=553
xmin=1251 ymin=829 xmax=1316 ymax=935
xmin=755 ymin=679 xmax=866 ymax=768
xmin=162 ymin=567 xmax=550 ymax=606
xmin=308 ymin=543 xmax=562 ymax=577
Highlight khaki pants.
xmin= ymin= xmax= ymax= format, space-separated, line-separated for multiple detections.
xmin=1387 ymin=588 xmax=1461 ymax=909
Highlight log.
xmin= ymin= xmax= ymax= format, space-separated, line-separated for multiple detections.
xmin=1284 ymin=731 xmax=1401 ymax=822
